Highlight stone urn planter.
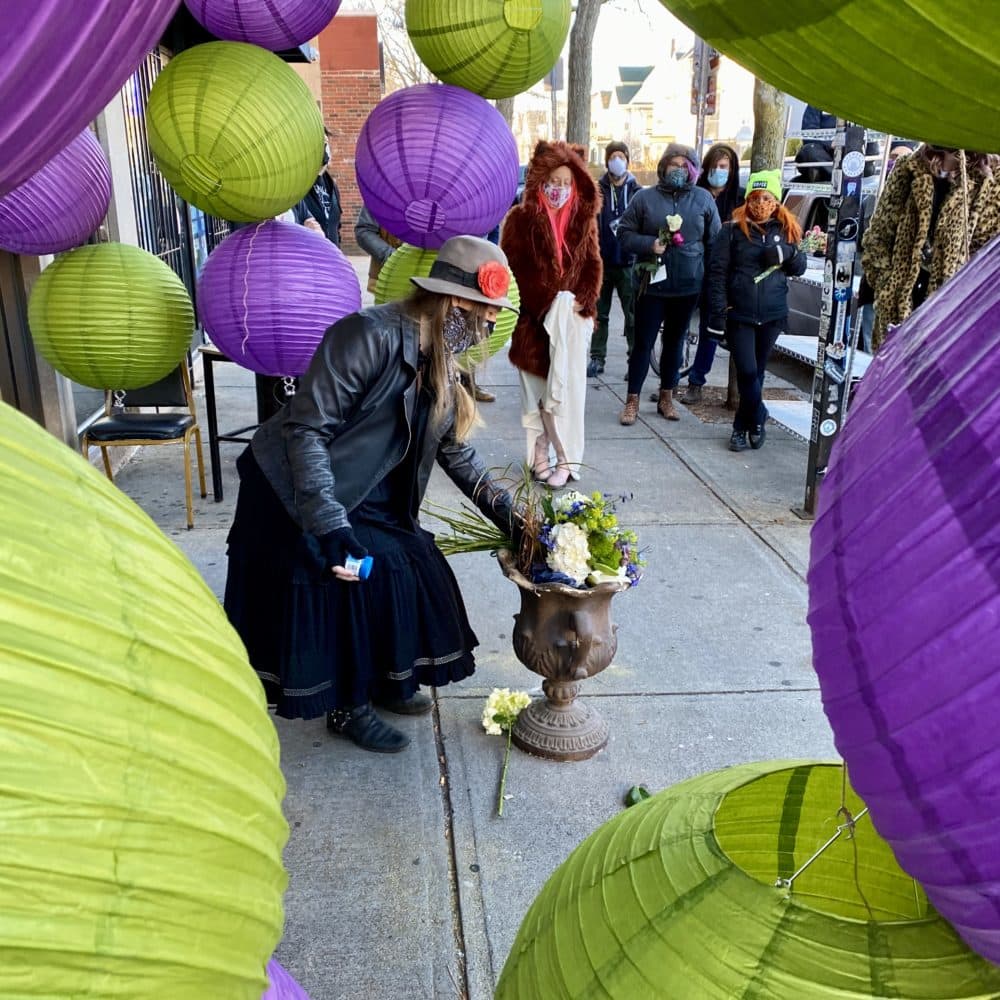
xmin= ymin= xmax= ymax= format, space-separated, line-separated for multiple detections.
xmin=498 ymin=549 xmax=630 ymax=761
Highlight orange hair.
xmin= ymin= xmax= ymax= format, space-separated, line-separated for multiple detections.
xmin=731 ymin=195 xmax=802 ymax=245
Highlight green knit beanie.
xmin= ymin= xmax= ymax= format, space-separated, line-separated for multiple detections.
xmin=745 ymin=169 xmax=782 ymax=200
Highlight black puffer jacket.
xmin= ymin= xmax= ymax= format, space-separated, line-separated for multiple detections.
xmin=251 ymin=301 xmax=514 ymax=537
xmin=707 ymin=219 xmax=807 ymax=327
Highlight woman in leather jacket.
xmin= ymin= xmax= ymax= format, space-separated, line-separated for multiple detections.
xmin=224 ymin=236 xmax=520 ymax=753
xmin=706 ymin=171 xmax=806 ymax=453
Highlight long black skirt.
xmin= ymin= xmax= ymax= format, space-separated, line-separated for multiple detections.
xmin=224 ymin=448 xmax=478 ymax=719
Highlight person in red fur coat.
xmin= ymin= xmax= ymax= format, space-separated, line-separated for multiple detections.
xmin=501 ymin=140 xmax=602 ymax=488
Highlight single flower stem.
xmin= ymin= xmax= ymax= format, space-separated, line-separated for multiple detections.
xmin=497 ymin=726 xmax=512 ymax=817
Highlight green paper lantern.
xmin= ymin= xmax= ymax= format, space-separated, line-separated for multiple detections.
xmin=498 ymin=762 xmax=1000 ymax=999
xmin=405 ymin=0 xmax=571 ymax=100
xmin=657 ymin=1 xmax=1000 ymax=151
xmin=374 ymin=242 xmax=520 ymax=365
xmin=27 ymin=242 xmax=194 ymax=390
xmin=0 ymin=400 xmax=288 ymax=997
xmin=147 ymin=41 xmax=324 ymax=221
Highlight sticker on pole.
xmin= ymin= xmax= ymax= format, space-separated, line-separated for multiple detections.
xmin=841 ymin=150 xmax=865 ymax=177
xmin=820 ymin=418 xmax=838 ymax=437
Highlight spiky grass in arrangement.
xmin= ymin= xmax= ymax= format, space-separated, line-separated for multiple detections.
xmin=424 ymin=500 xmax=510 ymax=556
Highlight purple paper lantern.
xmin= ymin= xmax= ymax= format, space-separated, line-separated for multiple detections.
xmin=356 ymin=83 xmax=519 ymax=249
xmin=262 ymin=959 xmax=310 ymax=999
xmin=0 ymin=0 xmax=182 ymax=197
xmin=0 ymin=130 xmax=111 ymax=256
xmin=808 ymin=236 xmax=1000 ymax=963
xmin=198 ymin=220 xmax=361 ymax=377
xmin=184 ymin=0 xmax=341 ymax=51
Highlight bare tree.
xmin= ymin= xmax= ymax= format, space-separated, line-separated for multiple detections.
xmin=366 ymin=0 xmax=435 ymax=92
xmin=750 ymin=78 xmax=787 ymax=172
xmin=495 ymin=97 xmax=516 ymax=128
xmin=566 ymin=0 xmax=608 ymax=149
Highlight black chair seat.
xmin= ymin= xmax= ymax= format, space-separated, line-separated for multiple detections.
xmin=87 ymin=412 xmax=194 ymax=442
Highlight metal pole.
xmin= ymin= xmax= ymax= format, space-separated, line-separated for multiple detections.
xmin=794 ymin=121 xmax=867 ymax=519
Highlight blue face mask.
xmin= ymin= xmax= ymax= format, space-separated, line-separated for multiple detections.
xmin=664 ymin=166 xmax=688 ymax=189
xmin=707 ymin=167 xmax=729 ymax=188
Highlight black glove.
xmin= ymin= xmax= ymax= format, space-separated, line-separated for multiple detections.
xmin=762 ymin=242 xmax=795 ymax=267
xmin=317 ymin=527 xmax=368 ymax=570
xmin=706 ymin=322 xmax=727 ymax=343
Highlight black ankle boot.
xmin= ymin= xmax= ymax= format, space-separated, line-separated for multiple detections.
xmin=729 ymin=429 xmax=749 ymax=452
xmin=327 ymin=703 xmax=410 ymax=753
xmin=374 ymin=689 xmax=433 ymax=716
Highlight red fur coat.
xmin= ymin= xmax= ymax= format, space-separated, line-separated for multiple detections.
xmin=501 ymin=141 xmax=603 ymax=378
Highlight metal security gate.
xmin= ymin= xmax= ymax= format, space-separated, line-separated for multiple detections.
xmin=120 ymin=48 xmax=230 ymax=313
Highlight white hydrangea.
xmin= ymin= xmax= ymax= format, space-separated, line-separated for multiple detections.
xmin=482 ymin=687 xmax=532 ymax=735
xmin=546 ymin=521 xmax=592 ymax=585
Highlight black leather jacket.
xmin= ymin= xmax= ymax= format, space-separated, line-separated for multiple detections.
xmin=251 ymin=302 xmax=514 ymax=538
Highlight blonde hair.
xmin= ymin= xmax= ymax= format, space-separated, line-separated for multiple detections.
xmin=405 ymin=288 xmax=491 ymax=442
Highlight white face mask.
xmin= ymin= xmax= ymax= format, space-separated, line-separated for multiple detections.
xmin=543 ymin=182 xmax=573 ymax=210
xmin=608 ymin=157 xmax=627 ymax=178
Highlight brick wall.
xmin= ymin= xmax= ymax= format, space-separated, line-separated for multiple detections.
xmin=319 ymin=14 xmax=382 ymax=253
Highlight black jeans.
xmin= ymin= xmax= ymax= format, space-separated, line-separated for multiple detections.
xmin=627 ymin=292 xmax=699 ymax=395
xmin=591 ymin=264 xmax=636 ymax=361
xmin=687 ymin=290 xmax=718 ymax=386
xmin=728 ymin=319 xmax=783 ymax=431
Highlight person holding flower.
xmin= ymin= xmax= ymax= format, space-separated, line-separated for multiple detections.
xmin=616 ymin=143 xmax=721 ymax=425
xmin=706 ymin=170 xmax=806 ymax=452
xmin=224 ymin=236 xmax=521 ymax=754
xmin=502 ymin=140 xmax=602 ymax=489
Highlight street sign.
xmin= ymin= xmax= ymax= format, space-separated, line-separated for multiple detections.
xmin=691 ymin=39 xmax=720 ymax=117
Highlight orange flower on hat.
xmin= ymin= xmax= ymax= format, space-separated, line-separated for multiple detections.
xmin=477 ymin=261 xmax=510 ymax=300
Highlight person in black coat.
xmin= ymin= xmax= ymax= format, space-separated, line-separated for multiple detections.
xmin=616 ymin=143 xmax=720 ymax=425
xmin=679 ymin=142 xmax=744 ymax=403
xmin=706 ymin=170 xmax=806 ymax=452
xmin=588 ymin=141 xmax=641 ymax=377
xmin=292 ymin=134 xmax=342 ymax=246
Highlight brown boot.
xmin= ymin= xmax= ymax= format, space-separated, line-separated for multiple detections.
xmin=657 ymin=388 xmax=680 ymax=421
xmin=680 ymin=384 xmax=703 ymax=405
xmin=620 ymin=393 xmax=640 ymax=426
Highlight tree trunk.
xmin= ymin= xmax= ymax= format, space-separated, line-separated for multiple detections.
xmin=495 ymin=97 xmax=515 ymax=128
xmin=566 ymin=0 xmax=604 ymax=149
xmin=750 ymin=78 xmax=787 ymax=172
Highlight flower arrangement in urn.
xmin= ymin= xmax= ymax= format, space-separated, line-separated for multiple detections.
xmin=429 ymin=477 xmax=644 ymax=761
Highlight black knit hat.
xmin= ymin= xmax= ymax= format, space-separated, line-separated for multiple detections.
xmin=605 ymin=141 xmax=630 ymax=166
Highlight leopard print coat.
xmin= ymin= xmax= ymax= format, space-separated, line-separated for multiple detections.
xmin=861 ymin=153 xmax=1000 ymax=350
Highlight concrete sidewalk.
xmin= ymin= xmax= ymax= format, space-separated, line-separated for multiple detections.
xmin=114 ymin=263 xmax=836 ymax=1000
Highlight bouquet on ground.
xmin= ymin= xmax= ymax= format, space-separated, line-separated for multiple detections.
xmin=428 ymin=474 xmax=644 ymax=590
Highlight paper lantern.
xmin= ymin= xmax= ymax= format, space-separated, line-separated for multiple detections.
xmin=198 ymin=220 xmax=362 ymax=377
xmin=356 ymin=84 xmax=519 ymax=249
xmin=147 ymin=41 xmax=324 ymax=222
xmin=808 ymin=236 xmax=1000 ymax=963
xmin=656 ymin=0 xmax=1000 ymax=151
xmin=262 ymin=959 xmax=310 ymax=999
xmin=27 ymin=243 xmax=194 ymax=390
xmin=185 ymin=0 xmax=341 ymax=49
xmin=0 ymin=399 xmax=287 ymax=997
xmin=0 ymin=129 xmax=111 ymax=256
xmin=374 ymin=242 xmax=519 ymax=364
xmin=498 ymin=761 xmax=1000 ymax=999
xmin=0 ymin=0 xmax=181 ymax=197
xmin=405 ymin=0 xmax=570 ymax=99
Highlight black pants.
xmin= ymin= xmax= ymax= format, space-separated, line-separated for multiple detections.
xmin=627 ymin=292 xmax=699 ymax=395
xmin=728 ymin=319 xmax=783 ymax=432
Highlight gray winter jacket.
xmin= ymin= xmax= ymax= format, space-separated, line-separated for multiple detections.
xmin=251 ymin=301 xmax=514 ymax=538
